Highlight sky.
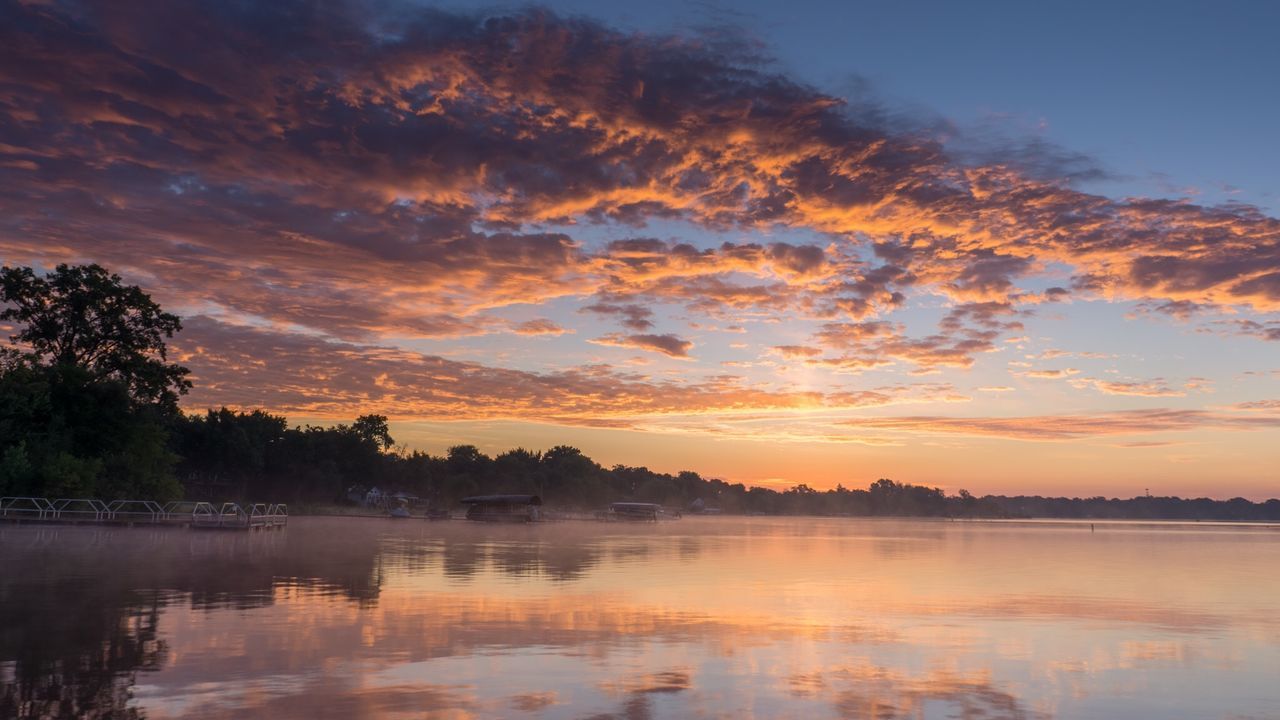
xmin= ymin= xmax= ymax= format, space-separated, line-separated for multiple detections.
xmin=1 ymin=0 xmax=1278 ymax=499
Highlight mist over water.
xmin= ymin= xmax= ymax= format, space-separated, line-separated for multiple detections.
xmin=2 ymin=517 xmax=1277 ymax=719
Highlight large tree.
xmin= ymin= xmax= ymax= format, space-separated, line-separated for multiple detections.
xmin=0 ymin=264 xmax=190 ymax=407
xmin=0 ymin=264 xmax=187 ymax=499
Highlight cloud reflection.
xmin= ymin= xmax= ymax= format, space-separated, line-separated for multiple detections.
xmin=3 ymin=515 xmax=1277 ymax=719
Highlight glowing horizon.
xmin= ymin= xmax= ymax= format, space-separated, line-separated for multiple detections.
xmin=1 ymin=1 xmax=1278 ymax=499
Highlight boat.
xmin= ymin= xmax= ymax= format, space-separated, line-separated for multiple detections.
xmin=424 ymin=508 xmax=451 ymax=521
xmin=459 ymin=494 xmax=542 ymax=523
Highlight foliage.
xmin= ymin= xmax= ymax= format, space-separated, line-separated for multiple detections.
xmin=0 ymin=263 xmax=190 ymax=407
xmin=0 ymin=363 xmax=180 ymax=499
xmin=351 ymin=414 xmax=394 ymax=450
xmin=0 ymin=264 xmax=185 ymax=499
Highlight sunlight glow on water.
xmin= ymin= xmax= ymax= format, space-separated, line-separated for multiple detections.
xmin=2 ymin=517 xmax=1277 ymax=719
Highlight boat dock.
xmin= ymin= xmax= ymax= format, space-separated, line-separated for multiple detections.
xmin=0 ymin=497 xmax=288 ymax=530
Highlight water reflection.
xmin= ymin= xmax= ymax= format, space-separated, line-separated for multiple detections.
xmin=0 ymin=591 xmax=162 ymax=720
xmin=0 ymin=518 xmax=1277 ymax=718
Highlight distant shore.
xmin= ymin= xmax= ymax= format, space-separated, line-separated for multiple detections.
xmin=281 ymin=506 xmax=1280 ymax=527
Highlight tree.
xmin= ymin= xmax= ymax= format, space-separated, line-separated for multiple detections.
xmin=0 ymin=264 xmax=190 ymax=407
xmin=0 ymin=265 xmax=187 ymax=499
xmin=0 ymin=363 xmax=180 ymax=499
xmin=352 ymin=414 xmax=394 ymax=451
xmin=540 ymin=445 xmax=604 ymax=507
xmin=173 ymin=408 xmax=287 ymax=498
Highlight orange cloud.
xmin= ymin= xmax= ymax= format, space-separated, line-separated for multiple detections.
xmin=1 ymin=0 xmax=1278 ymax=471
xmin=170 ymin=318 xmax=996 ymax=443
xmin=1021 ymin=368 xmax=1080 ymax=379
xmin=510 ymin=318 xmax=571 ymax=336
xmin=771 ymin=345 xmax=824 ymax=359
xmin=4 ymin=2 xmax=1276 ymax=352
xmin=1078 ymin=378 xmax=1183 ymax=397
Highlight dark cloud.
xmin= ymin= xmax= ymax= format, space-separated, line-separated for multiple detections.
xmin=1043 ymin=286 xmax=1070 ymax=302
xmin=1129 ymin=299 xmax=1210 ymax=321
xmin=582 ymin=302 xmax=655 ymax=331
xmin=591 ymin=332 xmax=693 ymax=358
xmin=1217 ymin=319 xmax=1280 ymax=342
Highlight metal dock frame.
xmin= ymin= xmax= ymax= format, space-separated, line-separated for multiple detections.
xmin=1 ymin=497 xmax=288 ymax=530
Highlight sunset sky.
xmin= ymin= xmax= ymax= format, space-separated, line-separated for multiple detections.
xmin=2 ymin=0 xmax=1278 ymax=498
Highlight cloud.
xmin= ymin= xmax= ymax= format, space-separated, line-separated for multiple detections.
xmin=581 ymin=302 xmax=655 ymax=331
xmin=1085 ymin=379 xmax=1183 ymax=397
xmin=840 ymin=409 xmax=1280 ymax=441
xmin=1035 ymin=348 xmax=1111 ymax=360
xmin=805 ymin=303 xmax=1021 ymax=372
xmin=170 ymin=318 xmax=777 ymax=421
xmin=771 ymin=345 xmax=823 ymax=359
xmin=3 ymin=2 xmax=1276 ymax=333
xmin=1 ymin=0 xmax=1279 ymax=439
xmin=1061 ymin=376 xmax=1214 ymax=398
xmin=1128 ymin=299 xmax=1214 ymax=322
xmin=590 ymin=333 xmax=693 ymax=358
xmin=1235 ymin=400 xmax=1280 ymax=412
xmin=167 ymin=318 xmax=998 ymax=443
xmin=1220 ymin=319 xmax=1280 ymax=342
xmin=814 ymin=321 xmax=899 ymax=348
xmin=1240 ymin=370 xmax=1280 ymax=379
xmin=510 ymin=319 xmax=570 ymax=336
xmin=1020 ymin=368 xmax=1079 ymax=379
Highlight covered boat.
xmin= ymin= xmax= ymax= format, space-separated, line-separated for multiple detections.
xmin=607 ymin=502 xmax=662 ymax=522
xmin=388 ymin=497 xmax=412 ymax=519
xmin=460 ymin=494 xmax=543 ymax=523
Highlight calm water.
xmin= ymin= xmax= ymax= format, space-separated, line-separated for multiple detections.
xmin=1 ymin=517 xmax=1278 ymax=719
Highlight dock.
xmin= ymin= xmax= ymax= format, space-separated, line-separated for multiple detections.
xmin=0 ymin=497 xmax=288 ymax=530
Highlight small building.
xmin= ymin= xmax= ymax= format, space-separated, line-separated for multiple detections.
xmin=460 ymin=495 xmax=542 ymax=523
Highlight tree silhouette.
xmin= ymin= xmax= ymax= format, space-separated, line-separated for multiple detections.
xmin=352 ymin=414 xmax=394 ymax=450
xmin=0 ymin=264 xmax=190 ymax=407
xmin=0 ymin=264 xmax=187 ymax=498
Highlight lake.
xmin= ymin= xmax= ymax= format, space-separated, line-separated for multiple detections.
xmin=1 ymin=516 xmax=1277 ymax=719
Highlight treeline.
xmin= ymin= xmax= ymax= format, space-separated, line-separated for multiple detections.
xmin=170 ymin=409 xmax=1010 ymax=515
xmin=170 ymin=410 xmax=1280 ymax=520
xmin=6 ymin=372 xmax=1280 ymax=519
xmin=989 ymin=494 xmax=1280 ymax=522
